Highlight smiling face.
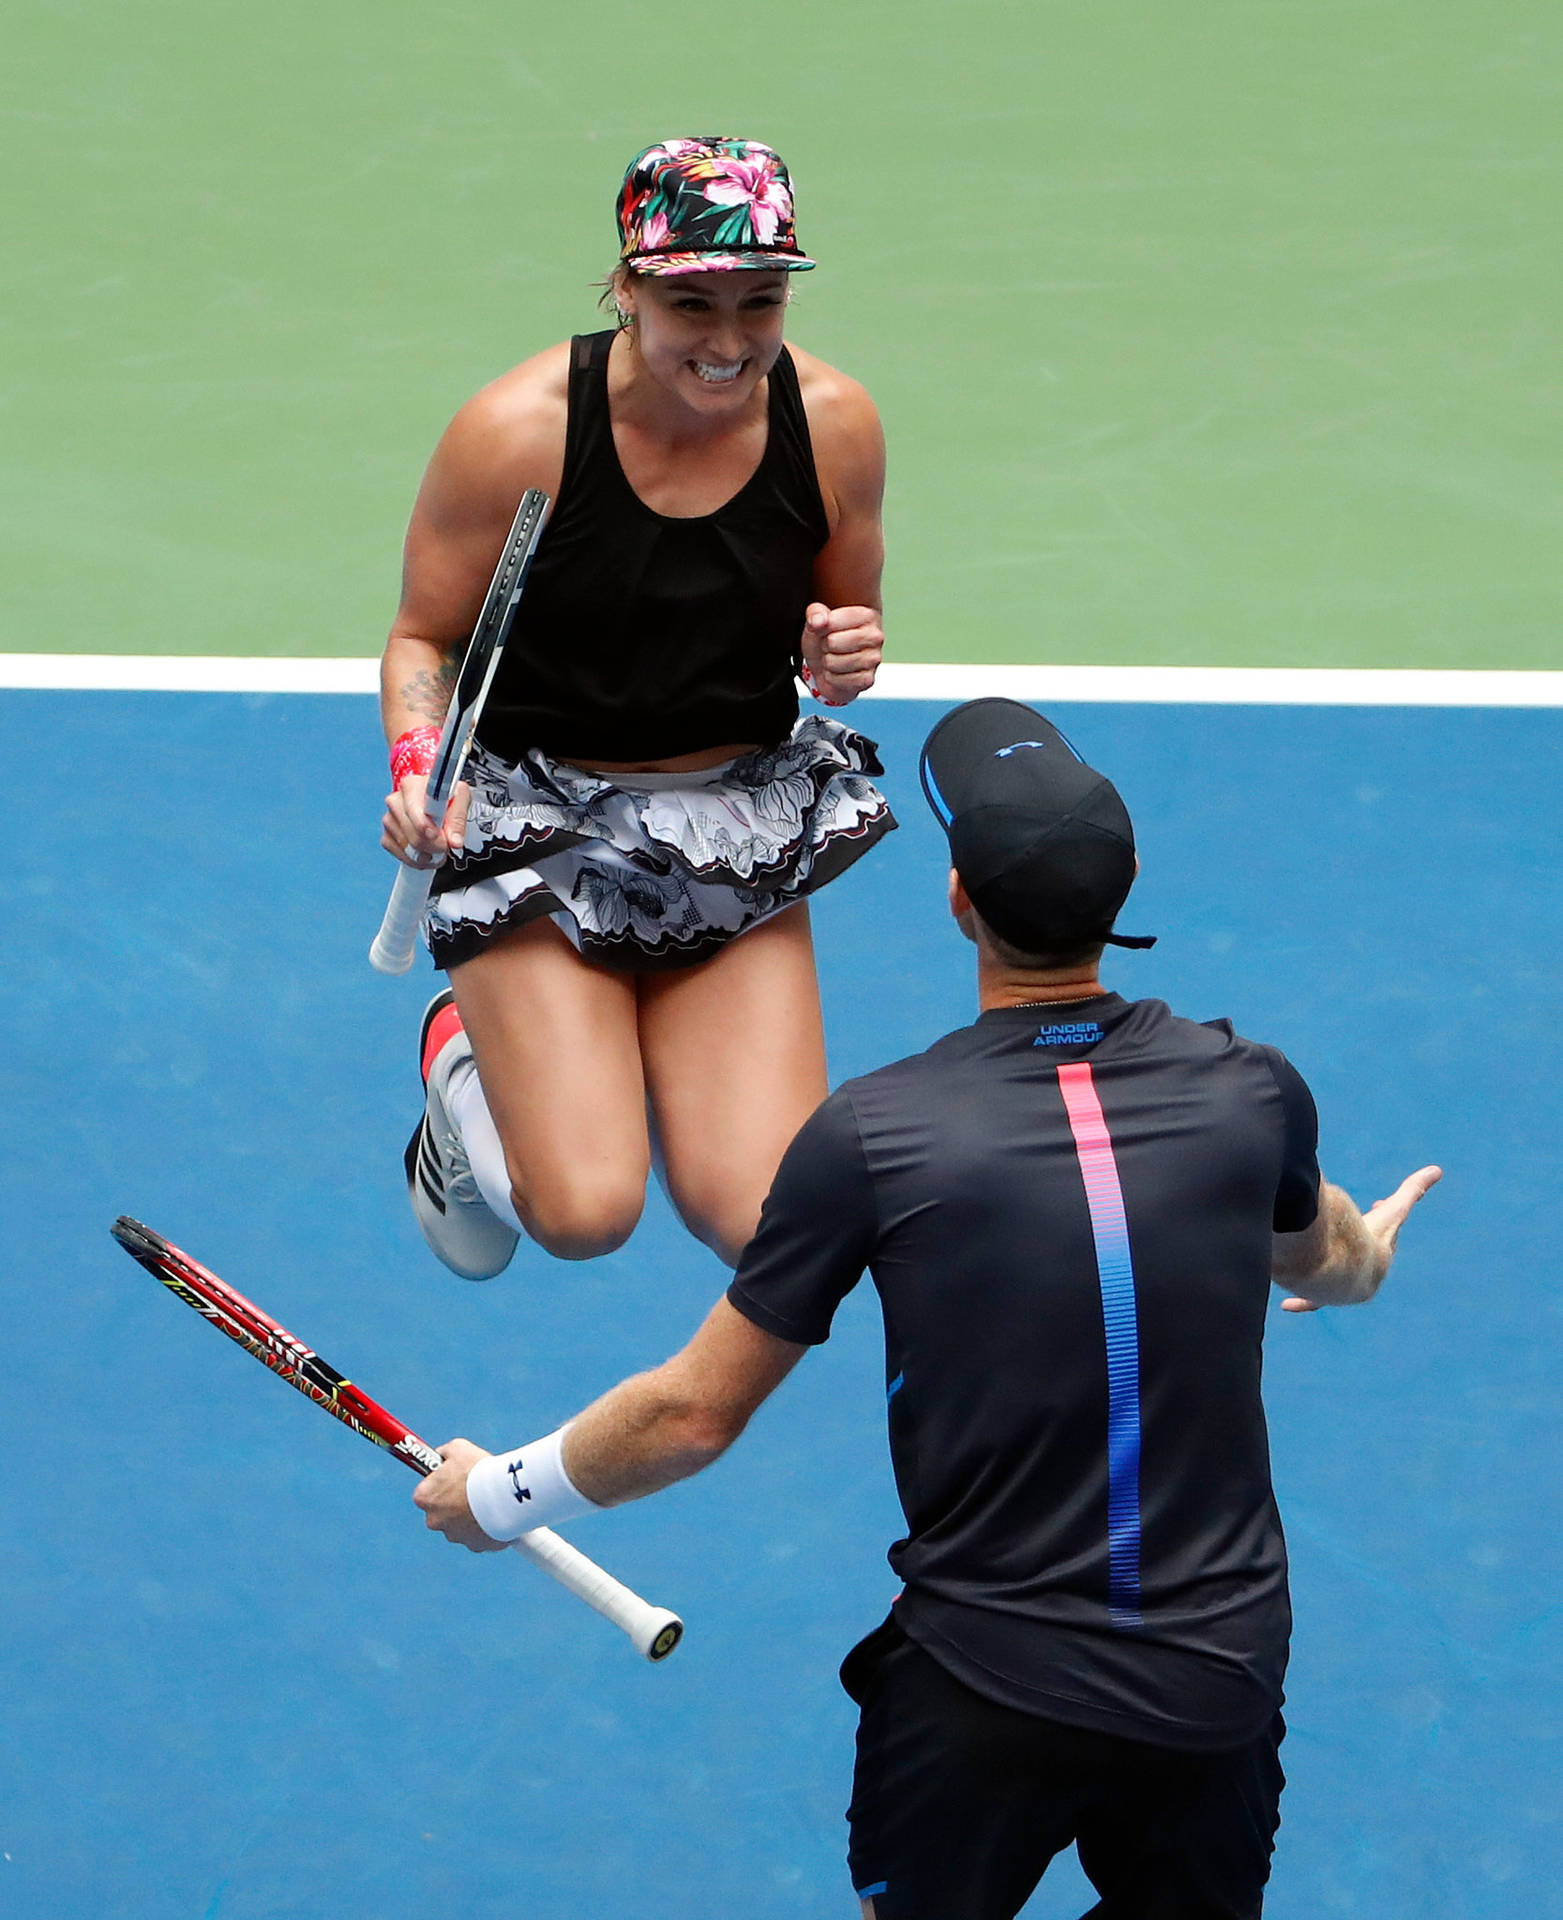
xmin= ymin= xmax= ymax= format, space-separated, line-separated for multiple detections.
xmin=616 ymin=268 xmax=791 ymax=412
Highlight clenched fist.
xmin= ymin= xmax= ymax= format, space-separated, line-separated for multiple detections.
xmin=800 ymin=602 xmax=883 ymax=707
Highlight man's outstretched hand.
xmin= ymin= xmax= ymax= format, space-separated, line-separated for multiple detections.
xmin=1281 ymin=1164 xmax=1442 ymax=1312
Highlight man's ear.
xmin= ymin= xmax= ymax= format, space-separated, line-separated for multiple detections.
xmin=948 ymin=870 xmax=980 ymax=947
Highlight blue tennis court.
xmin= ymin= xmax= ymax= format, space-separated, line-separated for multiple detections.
xmin=2 ymin=691 xmax=1558 ymax=1918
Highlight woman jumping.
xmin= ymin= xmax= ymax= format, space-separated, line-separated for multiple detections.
xmin=380 ymin=135 xmax=893 ymax=1280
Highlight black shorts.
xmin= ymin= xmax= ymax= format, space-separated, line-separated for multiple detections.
xmin=842 ymin=1615 xmax=1285 ymax=1920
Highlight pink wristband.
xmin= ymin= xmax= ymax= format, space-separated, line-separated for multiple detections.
xmin=390 ymin=725 xmax=440 ymax=789
xmin=800 ymin=661 xmax=847 ymax=709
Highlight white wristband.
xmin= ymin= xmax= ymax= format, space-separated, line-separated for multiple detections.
xmin=465 ymin=1427 xmax=600 ymax=1543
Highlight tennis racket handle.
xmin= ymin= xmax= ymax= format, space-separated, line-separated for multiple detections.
xmin=369 ymin=862 xmax=437 ymax=974
xmin=511 ymin=1528 xmax=684 ymax=1663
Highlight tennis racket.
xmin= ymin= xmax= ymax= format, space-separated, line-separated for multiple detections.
xmin=110 ymin=1216 xmax=683 ymax=1663
xmin=370 ymin=487 xmax=551 ymax=975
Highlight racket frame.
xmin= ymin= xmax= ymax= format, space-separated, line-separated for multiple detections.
xmin=370 ymin=487 xmax=550 ymax=974
xmin=110 ymin=1216 xmax=682 ymax=1663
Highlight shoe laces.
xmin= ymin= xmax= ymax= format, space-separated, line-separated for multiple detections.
xmin=436 ymin=1123 xmax=483 ymax=1208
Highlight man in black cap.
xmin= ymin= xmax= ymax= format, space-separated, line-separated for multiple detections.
xmin=414 ymin=700 xmax=1440 ymax=1920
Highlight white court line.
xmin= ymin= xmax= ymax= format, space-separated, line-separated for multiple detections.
xmin=0 ymin=655 xmax=382 ymax=694
xmin=867 ymin=663 xmax=1563 ymax=708
xmin=1 ymin=654 xmax=1560 ymax=706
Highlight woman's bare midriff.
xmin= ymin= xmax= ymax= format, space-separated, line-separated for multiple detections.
xmin=562 ymin=742 xmax=760 ymax=776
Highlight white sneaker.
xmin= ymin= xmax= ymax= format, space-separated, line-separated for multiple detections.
xmin=403 ymin=991 xmax=519 ymax=1280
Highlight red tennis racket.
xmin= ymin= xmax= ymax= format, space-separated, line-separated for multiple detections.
xmin=110 ymin=1216 xmax=682 ymax=1661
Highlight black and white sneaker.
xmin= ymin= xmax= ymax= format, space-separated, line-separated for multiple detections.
xmin=403 ymin=990 xmax=519 ymax=1280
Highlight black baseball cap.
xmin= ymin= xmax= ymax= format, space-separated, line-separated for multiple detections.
xmin=920 ymin=699 xmax=1156 ymax=953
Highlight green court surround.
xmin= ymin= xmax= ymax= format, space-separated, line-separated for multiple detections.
xmin=4 ymin=1 xmax=1559 ymax=669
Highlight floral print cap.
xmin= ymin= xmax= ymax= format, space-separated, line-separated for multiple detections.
xmin=617 ymin=136 xmax=816 ymax=276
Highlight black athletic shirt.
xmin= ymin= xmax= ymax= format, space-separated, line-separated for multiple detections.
xmin=475 ymin=331 xmax=831 ymax=764
xmin=726 ymin=994 xmax=1321 ymax=1752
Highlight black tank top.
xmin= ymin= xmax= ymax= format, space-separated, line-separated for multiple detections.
xmin=476 ymin=330 xmax=831 ymax=763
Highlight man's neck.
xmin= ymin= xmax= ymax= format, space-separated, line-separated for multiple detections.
xmin=977 ymin=961 xmax=1109 ymax=1013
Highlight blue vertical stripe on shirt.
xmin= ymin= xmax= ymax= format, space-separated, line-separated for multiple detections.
xmin=1057 ymin=1061 xmax=1144 ymax=1631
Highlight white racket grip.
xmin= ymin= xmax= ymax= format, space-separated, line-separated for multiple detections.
xmin=369 ymin=861 xmax=437 ymax=974
xmin=511 ymin=1528 xmax=684 ymax=1663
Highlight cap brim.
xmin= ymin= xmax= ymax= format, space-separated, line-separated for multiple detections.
xmin=623 ymin=250 xmax=816 ymax=276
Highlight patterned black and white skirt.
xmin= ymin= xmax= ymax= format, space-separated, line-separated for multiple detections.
xmin=425 ymin=715 xmax=896 ymax=972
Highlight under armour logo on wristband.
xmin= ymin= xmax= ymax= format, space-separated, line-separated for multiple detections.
xmin=507 ymin=1460 xmax=533 ymax=1506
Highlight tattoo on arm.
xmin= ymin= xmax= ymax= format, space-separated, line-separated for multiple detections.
xmin=400 ymin=660 xmax=457 ymax=724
